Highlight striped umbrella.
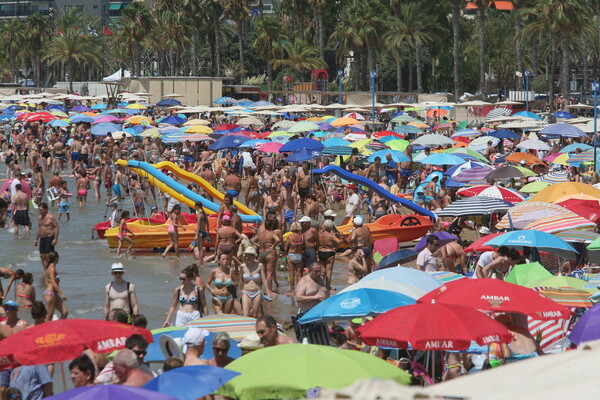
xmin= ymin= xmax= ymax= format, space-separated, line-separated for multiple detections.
xmin=457 ymin=185 xmax=525 ymax=203
xmin=184 ymin=314 xmax=257 ymax=341
xmin=555 ymin=230 xmax=600 ymax=244
xmin=496 ymin=201 xmax=573 ymax=230
xmin=535 ymin=287 xmax=592 ymax=308
xmin=451 ymin=128 xmax=481 ymax=137
xmin=437 ymin=196 xmax=513 ymax=217
xmin=567 ymin=150 xmax=594 ymax=164
xmin=321 ymin=145 xmax=354 ymax=156
xmin=539 ymin=170 xmax=569 ymax=183
xmin=485 ymin=107 xmax=512 ymax=120
xmin=468 ymin=136 xmax=500 ymax=153
xmin=524 ymin=214 xmax=597 ymax=233
xmin=394 ymin=125 xmax=422 ymax=134
xmin=451 ymin=166 xmax=495 ymax=183
xmin=427 ymin=271 xmax=466 ymax=284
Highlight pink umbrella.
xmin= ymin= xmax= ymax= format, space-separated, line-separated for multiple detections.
xmin=0 ymin=179 xmax=31 ymax=198
xmin=257 ymin=142 xmax=283 ymax=153
xmin=93 ymin=115 xmax=121 ymax=124
xmin=543 ymin=152 xmax=564 ymax=163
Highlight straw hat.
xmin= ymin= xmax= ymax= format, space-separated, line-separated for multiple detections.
xmin=237 ymin=333 xmax=263 ymax=350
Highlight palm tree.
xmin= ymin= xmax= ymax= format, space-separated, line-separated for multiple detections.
xmin=253 ymin=15 xmax=283 ymax=91
xmin=471 ymin=0 xmax=488 ymax=95
xmin=449 ymin=0 xmax=463 ymax=100
xmin=272 ymin=40 xmax=326 ymax=79
xmin=119 ymin=2 xmax=152 ymax=76
xmin=307 ymin=0 xmax=329 ymax=59
xmin=221 ymin=0 xmax=250 ymax=75
xmin=0 ymin=20 xmax=26 ymax=83
xmin=26 ymin=13 xmax=47 ymax=87
xmin=199 ymin=0 xmax=225 ymax=76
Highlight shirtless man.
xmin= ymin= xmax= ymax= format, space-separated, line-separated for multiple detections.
xmin=1 ymin=301 xmax=29 ymax=333
xmin=12 ymin=184 xmax=31 ymax=239
xmin=34 ymin=203 xmax=59 ymax=273
xmin=281 ymin=181 xmax=299 ymax=229
xmin=399 ymin=145 xmax=413 ymax=192
xmin=223 ymin=170 xmax=242 ymax=201
xmin=199 ymin=164 xmax=216 ymax=201
xmin=53 ymin=141 xmax=67 ymax=174
xmin=255 ymin=315 xmax=295 ymax=347
xmin=318 ymin=220 xmax=340 ymax=291
xmin=111 ymin=167 xmax=125 ymax=202
xmin=294 ymin=164 xmax=311 ymax=215
xmin=300 ymin=216 xmax=319 ymax=276
xmin=70 ymin=136 xmax=82 ymax=170
xmin=348 ymin=216 xmax=373 ymax=272
xmin=103 ymin=161 xmax=114 ymax=199
xmin=104 ymin=263 xmax=139 ymax=320
xmin=294 ymin=262 xmax=328 ymax=313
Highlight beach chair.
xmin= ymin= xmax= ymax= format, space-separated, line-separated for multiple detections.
xmin=46 ymin=187 xmax=58 ymax=203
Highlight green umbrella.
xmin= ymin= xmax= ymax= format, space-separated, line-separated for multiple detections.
xmin=219 ymin=344 xmax=410 ymax=400
xmin=519 ymin=181 xmax=552 ymax=193
xmin=456 ymin=121 xmax=469 ymax=130
xmin=386 ymin=139 xmax=410 ymax=151
xmin=514 ymin=166 xmax=537 ymax=177
xmin=504 ymin=262 xmax=552 ymax=286
xmin=588 ymin=236 xmax=600 ymax=251
xmin=391 ymin=115 xmax=417 ymax=123
xmin=525 ymin=276 xmax=593 ymax=293
xmin=287 ymin=121 xmax=321 ymax=133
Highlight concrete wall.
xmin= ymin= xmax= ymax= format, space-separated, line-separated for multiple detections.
xmin=125 ymin=77 xmax=223 ymax=106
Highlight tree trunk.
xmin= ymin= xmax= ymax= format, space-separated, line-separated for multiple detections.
xmin=315 ymin=7 xmax=324 ymax=59
xmin=549 ymin=36 xmax=556 ymax=108
xmin=452 ymin=0 xmax=461 ymax=101
xmin=478 ymin=6 xmax=486 ymax=95
xmin=408 ymin=51 xmax=413 ymax=92
xmin=532 ymin=36 xmax=538 ymax=77
xmin=68 ymin=60 xmax=74 ymax=92
xmin=169 ymin=50 xmax=175 ymax=76
xmin=582 ymin=38 xmax=589 ymax=102
xmin=237 ymin=22 xmax=244 ymax=73
xmin=214 ymin=18 xmax=221 ymax=76
xmin=515 ymin=9 xmax=523 ymax=86
xmin=134 ymin=42 xmax=141 ymax=77
xmin=35 ymin=51 xmax=40 ymax=87
xmin=560 ymin=36 xmax=569 ymax=101
xmin=9 ymin=54 xmax=16 ymax=83
xmin=258 ymin=0 xmax=264 ymax=16
xmin=416 ymin=43 xmax=423 ymax=93
xmin=190 ymin=31 xmax=197 ymax=76
xmin=267 ymin=59 xmax=273 ymax=92
xmin=396 ymin=57 xmax=402 ymax=92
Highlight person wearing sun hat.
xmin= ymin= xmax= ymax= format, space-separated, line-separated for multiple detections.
xmin=237 ymin=332 xmax=263 ymax=355
xmin=104 ymin=262 xmax=139 ymax=321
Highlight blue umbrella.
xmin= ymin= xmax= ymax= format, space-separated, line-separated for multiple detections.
xmin=90 ymin=103 xmax=107 ymax=110
xmin=46 ymin=385 xmax=178 ymax=400
xmin=157 ymin=98 xmax=182 ymax=107
xmin=317 ymin=123 xmax=333 ymax=131
xmin=513 ymin=111 xmax=541 ymax=120
xmin=361 ymin=266 xmax=442 ymax=293
xmin=209 ymin=135 xmax=251 ymax=150
xmin=214 ymin=96 xmax=236 ymax=105
xmin=322 ymin=145 xmax=354 ymax=156
xmin=0 ymin=115 xmax=12 ymax=121
xmin=394 ymin=125 xmax=422 ymax=134
xmin=48 ymin=119 xmax=69 ymax=127
xmin=279 ymin=138 xmax=323 ymax=152
xmin=420 ymin=153 xmax=465 ymax=166
xmin=285 ymin=148 xmax=322 ymax=162
xmin=122 ymin=128 xmax=138 ymax=136
xmin=367 ymin=150 xmax=409 ymax=163
xmin=239 ymin=139 xmax=268 ymax=149
xmin=104 ymin=108 xmax=136 ymax=115
xmin=143 ymin=366 xmax=240 ymax=400
xmin=488 ymin=129 xmax=520 ymax=139
xmin=552 ymin=110 xmax=574 ymax=119
xmin=561 ymin=143 xmax=593 ymax=153
xmin=485 ymin=230 xmax=578 ymax=259
xmin=450 ymin=128 xmax=481 ymax=138
xmin=309 ymin=131 xmax=329 ymax=138
xmin=376 ymin=249 xmax=418 ymax=270
xmin=323 ymin=137 xmax=351 ymax=147
xmin=539 ymin=123 xmax=586 ymax=138
xmin=298 ymin=288 xmax=416 ymax=324
xmin=70 ymin=114 xmax=94 ymax=123
xmin=146 ymin=329 xmax=242 ymax=362
xmin=91 ymin=122 xmax=122 ymax=136
xmin=248 ymin=100 xmax=275 ymax=108
xmin=47 ymin=105 xmax=66 ymax=111
xmin=159 ymin=115 xmax=186 ymax=125
xmin=444 ymin=177 xmax=466 ymax=188
xmin=379 ymin=135 xmax=402 ymax=143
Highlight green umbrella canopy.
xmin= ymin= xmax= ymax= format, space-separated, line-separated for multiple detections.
xmin=456 ymin=121 xmax=468 ymax=130
xmin=442 ymin=147 xmax=489 ymax=163
xmin=386 ymin=139 xmax=410 ymax=151
xmin=519 ymin=181 xmax=552 ymax=194
xmin=525 ymin=276 xmax=593 ymax=293
xmin=587 ymin=236 xmax=600 ymax=251
xmin=219 ymin=343 xmax=411 ymax=400
xmin=504 ymin=262 xmax=552 ymax=286
xmin=287 ymin=121 xmax=321 ymax=133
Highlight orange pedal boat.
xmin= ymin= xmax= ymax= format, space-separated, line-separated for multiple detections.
xmin=337 ymin=214 xmax=433 ymax=243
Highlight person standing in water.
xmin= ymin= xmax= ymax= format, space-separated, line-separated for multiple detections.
xmin=104 ymin=263 xmax=139 ymax=322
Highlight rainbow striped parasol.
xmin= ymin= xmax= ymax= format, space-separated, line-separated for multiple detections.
xmin=535 ymin=287 xmax=593 ymax=308
xmin=524 ymin=214 xmax=596 ymax=233
xmin=184 ymin=314 xmax=257 ymax=341
xmin=426 ymin=271 xmax=466 ymax=284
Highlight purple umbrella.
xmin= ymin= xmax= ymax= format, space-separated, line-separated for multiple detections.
xmin=569 ymin=303 xmax=600 ymax=345
xmin=413 ymin=232 xmax=459 ymax=252
xmin=71 ymin=105 xmax=90 ymax=112
xmin=452 ymin=167 xmax=495 ymax=183
xmin=46 ymin=385 xmax=178 ymax=400
xmin=317 ymin=123 xmax=333 ymax=131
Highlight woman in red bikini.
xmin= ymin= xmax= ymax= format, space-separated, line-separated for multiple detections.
xmin=116 ymin=210 xmax=136 ymax=258
xmin=15 ymin=273 xmax=35 ymax=308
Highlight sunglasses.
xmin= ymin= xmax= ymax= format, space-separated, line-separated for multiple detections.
xmin=132 ymin=350 xmax=147 ymax=357
xmin=112 ymin=271 xmax=123 ymax=275
xmin=212 ymin=347 xmax=229 ymax=353
xmin=179 ymin=277 xmax=187 ymax=281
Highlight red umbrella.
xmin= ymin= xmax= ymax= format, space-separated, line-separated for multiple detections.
xmin=557 ymin=199 xmax=600 ymax=224
xmin=463 ymin=233 xmax=503 ymax=253
xmin=357 ymin=303 xmax=512 ymax=350
xmin=372 ymin=130 xmax=405 ymax=139
xmin=18 ymin=112 xmax=59 ymax=123
xmin=0 ymin=179 xmax=31 ymax=198
xmin=457 ymin=185 xmax=525 ymax=204
xmin=213 ymin=124 xmax=240 ymax=131
xmin=0 ymin=319 xmax=152 ymax=368
xmin=253 ymin=131 xmax=272 ymax=139
xmin=418 ymin=278 xmax=571 ymax=320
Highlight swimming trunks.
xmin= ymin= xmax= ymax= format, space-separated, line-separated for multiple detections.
xmin=39 ymin=236 xmax=55 ymax=254
xmin=400 ymin=168 xmax=412 ymax=177
xmin=59 ymin=201 xmax=70 ymax=213
xmin=13 ymin=210 xmax=30 ymax=226
xmin=226 ymin=189 xmax=239 ymax=197
xmin=71 ymin=152 xmax=81 ymax=161
xmin=219 ymin=243 xmax=235 ymax=254
xmin=284 ymin=209 xmax=295 ymax=225
xmin=303 ymin=247 xmax=317 ymax=270
xmin=288 ymin=253 xmax=303 ymax=263
xmin=298 ymin=186 xmax=310 ymax=199
xmin=318 ymin=250 xmax=336 ymax=263
xmin=362 ymin=246 xmax=373 ymax=258
xmin=112 ymin=183 xmax=121 ymax=196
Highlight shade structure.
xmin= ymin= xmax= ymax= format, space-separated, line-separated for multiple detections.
xmin=360 ymin=266 xmax=441 ymax=293
xmin=93 ymin=115 xmax=121 ymax=124
xmin=516 ymin=139 xmax=552 ymax=151
xmin=412 ymin=134 xmax=454 ymax=147
xmin=504 ymin=152 xmax=545 ymax=165
xmin=537 ymin=287 xmax=592 ymax=308
xmin=484 ymin=230 xmax=578 ymax=259
xmin=552 ymin=110 xmax=574 ymax=119
xmin=159 ymin=115 xmax=186 ymax=125
xmin=557 ymin=197 xmax=600 ymax=222
xmin=413 ymin=232 xmax=459 ymax=252
xmin=504 ymin=262 xmax=553 ymax=286
xmin=357 ymin=303 xmax=512 ymax=350
xmin=525 ymin=276 xmax=590 ymax=292
xmin=488 ymin=128 xmax=520 ymax=139
xmin=125 ymin=103 xmax=147 ymax=110
xmin=46 ymin=385 xmax=178 ymax=400
xmin=485 ymin=166 xmax=533 ymax=179
xmin=524 ymin=214 xmax=596 ymax=233
xmin=143 ymin=366 xmax=240 ymax=400
xmin=209 ymin=135 xmax=251 ymax=150
xmin=588 ymin=236 xmax=600 ymax=250
xmin=368 ymin=149 xmax=410 ymax=163
xmin=375 ymin=249 xmax=418 ymax=270
xmin=457 ymin=185 xmax=524 ymax=203
xmin=530 ymin=182 xmax=600 ymax=203
xmin=496 ymin=201 xmax=574 ymax=230
xmin=395 ymin=124 xmax=422 ymax=134
xmin=437 ymin=196 xmax=512 ymax=217
xmin=555 ymin=230 xmax=600 ymax=244
xmin=443 ymin=147 xmax=489 ymax=163
xmin=539 ymin=170 xmax=569 ymax=183
xmin=338 ymin=278 xmax=427 ymax=300
xmin=237 ymin=116 xmax=264 ymax=127
xmin=427 ymin=271 xmax=467 ymax=284
xmin=331 ymin=116 xmax=362 ymax=126
xmin=284 ymin=148 xmax=322 ymax=162
xmin=451 ymin=128 xmax=481 ymax=137
xmin=418 ymin=278 xmax=571 ymax=320
xmin=445 ymin=160 xmax=492 ymax=177
xmin=419 ymin=153 xmax=465 ymax=166
xmin=561 ymin=143 xmax=593 ymax=153
xmin=90 ymin=122 xmax=122 ymax=136
xmin=539 ymin=122 xmax=587 ymax=138
xmin=391 ymin=115 xmax=417 ymax=123
xmin=0 ymin=319 xmax=152 ymax=368
xmin=520 ymin=181 xmax=551 ymax=193
xmin=156 ymin=98 xmax=182 ymax=107
xmin=467 ymin=135 xmax=499 ymax=153
xmin=464 ymin=233 xmax=503 ymax=253
xmin=286 ymin=120 xmax=321 ymax=133
xmin=257 ymin=141 xmax=282 ymax=153
xmin=569 ymin=303 xmax=600 ymax=344
xmin=279 ymin=138 xmax=323 ymax=152
xmin=219 ymin=344 xmax=410 ymax=400
xmin=298 ymin=288 xmax=416 ymax=324
xmin=126 ymin=115 xmax=154 ymax=125
xmin=70 ymin=114 xmax=94 ymax=123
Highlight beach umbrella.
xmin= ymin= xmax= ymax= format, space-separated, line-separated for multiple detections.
xmin=412 ymin=134 xmax=454 ymax=147
xmin=184 ymin=125 xmax=213 ymax=134
xmin=537 ymin=288 xmax=593 ymax=308
xmin=539 ymin=170 xmax=570 ymax=183
xmin=357 ymin=303 xmax=512 ymax=351
xmin=569 ymin=304 xmax=600 ymax=344
xmin=395 ymin=125 xmax=422 ymax=134
xmin=375 ymin=249 xmax=418 ymax=270
xmin=385 ymin=139 xmax=410 ymax=151
xmin=91 ymin=122 xmax=121 ymax=136
xmin=468 ymin=136 xmax=500 ymax=153
xmin=286 ymin=120 xmax=320 ymax=133
xmin=103 ymin=108 xmax=134 ymax=115
xmin=391 ymin=115 xmax=417 ymax=123
xmin=214 ymin=96 xmax=236 ymax=105
xmin=0 ymin=319 xmax=151 ymax=367
xmin=418 ymin=278 xmax=571 ymax=320
xmin=529 ymin=182 xmax=600 ymax=203
xmin=343 ymin=112 xmax=365 ymax=120
xmin=539 ymin=123 xmax=586 ymax=138
xmin=488 ymin=129 xmax=520 ymax=139
xmin=485 ymin=165 xmax=534 ymax=180
xmin=257 ymin=142 xmax=283 ymax=153
xmin=520 ymin=181 xmax=551 ymax=193
xmin=445 ymin=160 xmax=491 ymax=176
xmin=70 ymin=114 xmax=94 ymax=123
xmin=323 ymin=137 xmax=351 ymax=147
xmin=337 ymin=277 xmax=427 ymax=300
xmin=360 ymin=267 xmax=441 ymax=294
xmin=419 ymin=153 xmax=465 ymax=166
xmin=239 ymin=139 xmax=268 ymax=149
xmin=298 ymin=288 xmax=416 ymax=324
xmin=451 ymin=165 xmax=495 ymax=182
xmin=516 ymin=139 xmax=552 ymax=151
xmin=413 ymin=232 xmax=459 ymax=252
xmin=322 ymin=145 xmax=354 ymax=156
xmin=237 ymin=116 xmax=263 ymax=126
xmin=524 ymin=214 xmax=596 ymax=233
xmin=219 ymin=344 xmax=410 ymax=399
xmin=485 ymin=230 xmax=578 ymax=259
xmin=46 ymin=385 xmax=178 ymax=400
xmin=513 ymin=110 xmax=541 ymax=119
xmin=159 ymin=115 xmax=186 ymax=125
xmin=156 ymin=98 xmax=182 ymax=107
xmin=183 ymin=118 xmax=210 ymax=126
xmin=279 ymin=138 xmax=323 ymax=152
xmin=373 ymin=130 xmax=403 ymax=139
xmin=525 ymin=275 xmax=590 ymax=292
xmin=496 ymin=201 xmax=573 ymax=230
xmin=437 ymin=197 xmax=513 ymax=217
xmin=443 ymin=147 xmax=489 ymax=163
xmin=552 ymin=110 xmax=574 ymax=119
xmin=427 ymin=271 xmax=468 ymax=284
xmin=126 ymin=115 xmax=155 ymax=125
xmin=271 ymin=120 xmax=295 ymax=130
xmin=285 ymin=148 xmax=322 ymax=162
xmin=48 ymin=119 xmax=69 ymax=127
xmin=457 ymin=185 xmax=525 ymax=203
xmin=567 ymin=150 xmax=594 ymax=164
xmin=557 ymin=198 xmax=600 ymax=224
xmin=125 ymin=103 xmax=147 ymax=110
xmin=367 ymin=149 xmax=409 ymax=163
xmin=71 ymin=105 xmax=90 ymax=112
xmin=143 ymin=366 xmax=239 ymax=400
xmin=463 ymin=233 xmax=503 ymax=253
xmin=451 ymin=128 xmax=481 ymax=137
xmin=183 ymin=314 xmax=258 ymax=342
xmin=93 ymin=115 xmax=122 ymax=124
xmin=561 ymin=143 xmax=592 ymax=153
xmin=504 ymin=262 xmax=553 ymax=286
xmin=556 ymin=230 xmax=600 ymax=244
xmin=544 ymin=152 xmax=567 ymax=164
xmin=209 ymin=134 xmax=251 ymax=150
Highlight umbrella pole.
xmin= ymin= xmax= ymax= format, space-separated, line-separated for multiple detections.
xmin=60 ymin=362 xmax=67 ymax=391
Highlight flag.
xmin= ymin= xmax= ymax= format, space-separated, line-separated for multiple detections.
xmin=103 ymin=26 xmax=113 ymax=36
xmin=87 ymin=26 xmax=98 ymax=36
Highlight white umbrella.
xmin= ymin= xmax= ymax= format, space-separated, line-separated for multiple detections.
xmin=516 ymin=139 xmax=552 ymax=151
xmin=468 ymin=136 xmax=500 ymax=153
xmin=412 ymin=134 xmax=454 ymax=147
xmin=236 ymin=117 xmax=264 ymax=126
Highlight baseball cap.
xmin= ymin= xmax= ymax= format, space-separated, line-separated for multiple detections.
xmin=299 ymin=216 xmax=311 ymax=223
xmin=353 ymin=216 xmax=363 ymax=226
xmin=347 ymin=184 xmax=357 ymax=190
xmin=111 ymin=263 xmax=125 ymax=272
xmin=324 ymin=210 xmax=337 ymax=217
xmin=183 ymin=328 xmax=210 ymax=346
xmin=109 ymin=202 xmax=118 ymax=208
xmin=4 ymin=301 xmax=17 ymax=309
xmin=222 ymin=214 xmax=231 ymax=221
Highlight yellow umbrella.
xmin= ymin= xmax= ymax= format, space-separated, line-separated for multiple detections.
xmin=529 ymin=182 xmax=600 ymax=203
xmin=331 ymin=117 xmax=361 ymax=127
xmin=349 ymin=138 xmax=372 ymax=151
xmin=306 ymin=116 xmax=324 ymax=121
xmin=183 ymin=118 xmax=211 ymax=126
xmin=140 ymin=130 xmax=161 ymax=138
xmin=125 ymin=103 xmax=147 ymax=110
xmin=408 ymin=122 xmax=429 ymax=129
xmin=551 ymin=153 xmax=569 ymax=166
xmin=184 ymin=125 xmax=213 ymax=134
xmin=126 ymin=115 xmax=154 ymax=125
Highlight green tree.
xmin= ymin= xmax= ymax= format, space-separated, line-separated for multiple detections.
xmin=0 ymin=20 xmax=26 ymax=83
xmin=119 ymin=2 xmax=152 ymax=77
xmin=253 ymin=15 xmax=284 ymax=91
xmin=26 ymin=13 xmax=47 ymax=87
xmin=272 ymin=40 xmax=326 ymax=79
xmin=222 ymin=0 xmax=250 ymax=75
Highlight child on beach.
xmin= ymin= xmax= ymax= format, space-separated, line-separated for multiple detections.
xmin=162 ymin=204 xmax=187 ymax=259
xmin=116 ymin=210 xmax=137 ymax=258
xmin=57 ymin=181 xmax=73 ymax=221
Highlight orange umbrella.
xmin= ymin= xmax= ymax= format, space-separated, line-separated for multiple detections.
xmin=426 ymin=108 xmax=448 ymax=117
xmin=330 ymin=117 xmax=361 ymax=126
xmin=504 ymin=152 xmax=545 ymax=165
xmin=126 ymin=115 xmax=155 ymax=125
xmin=408 ymin=122 xmax=429 ymax=129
